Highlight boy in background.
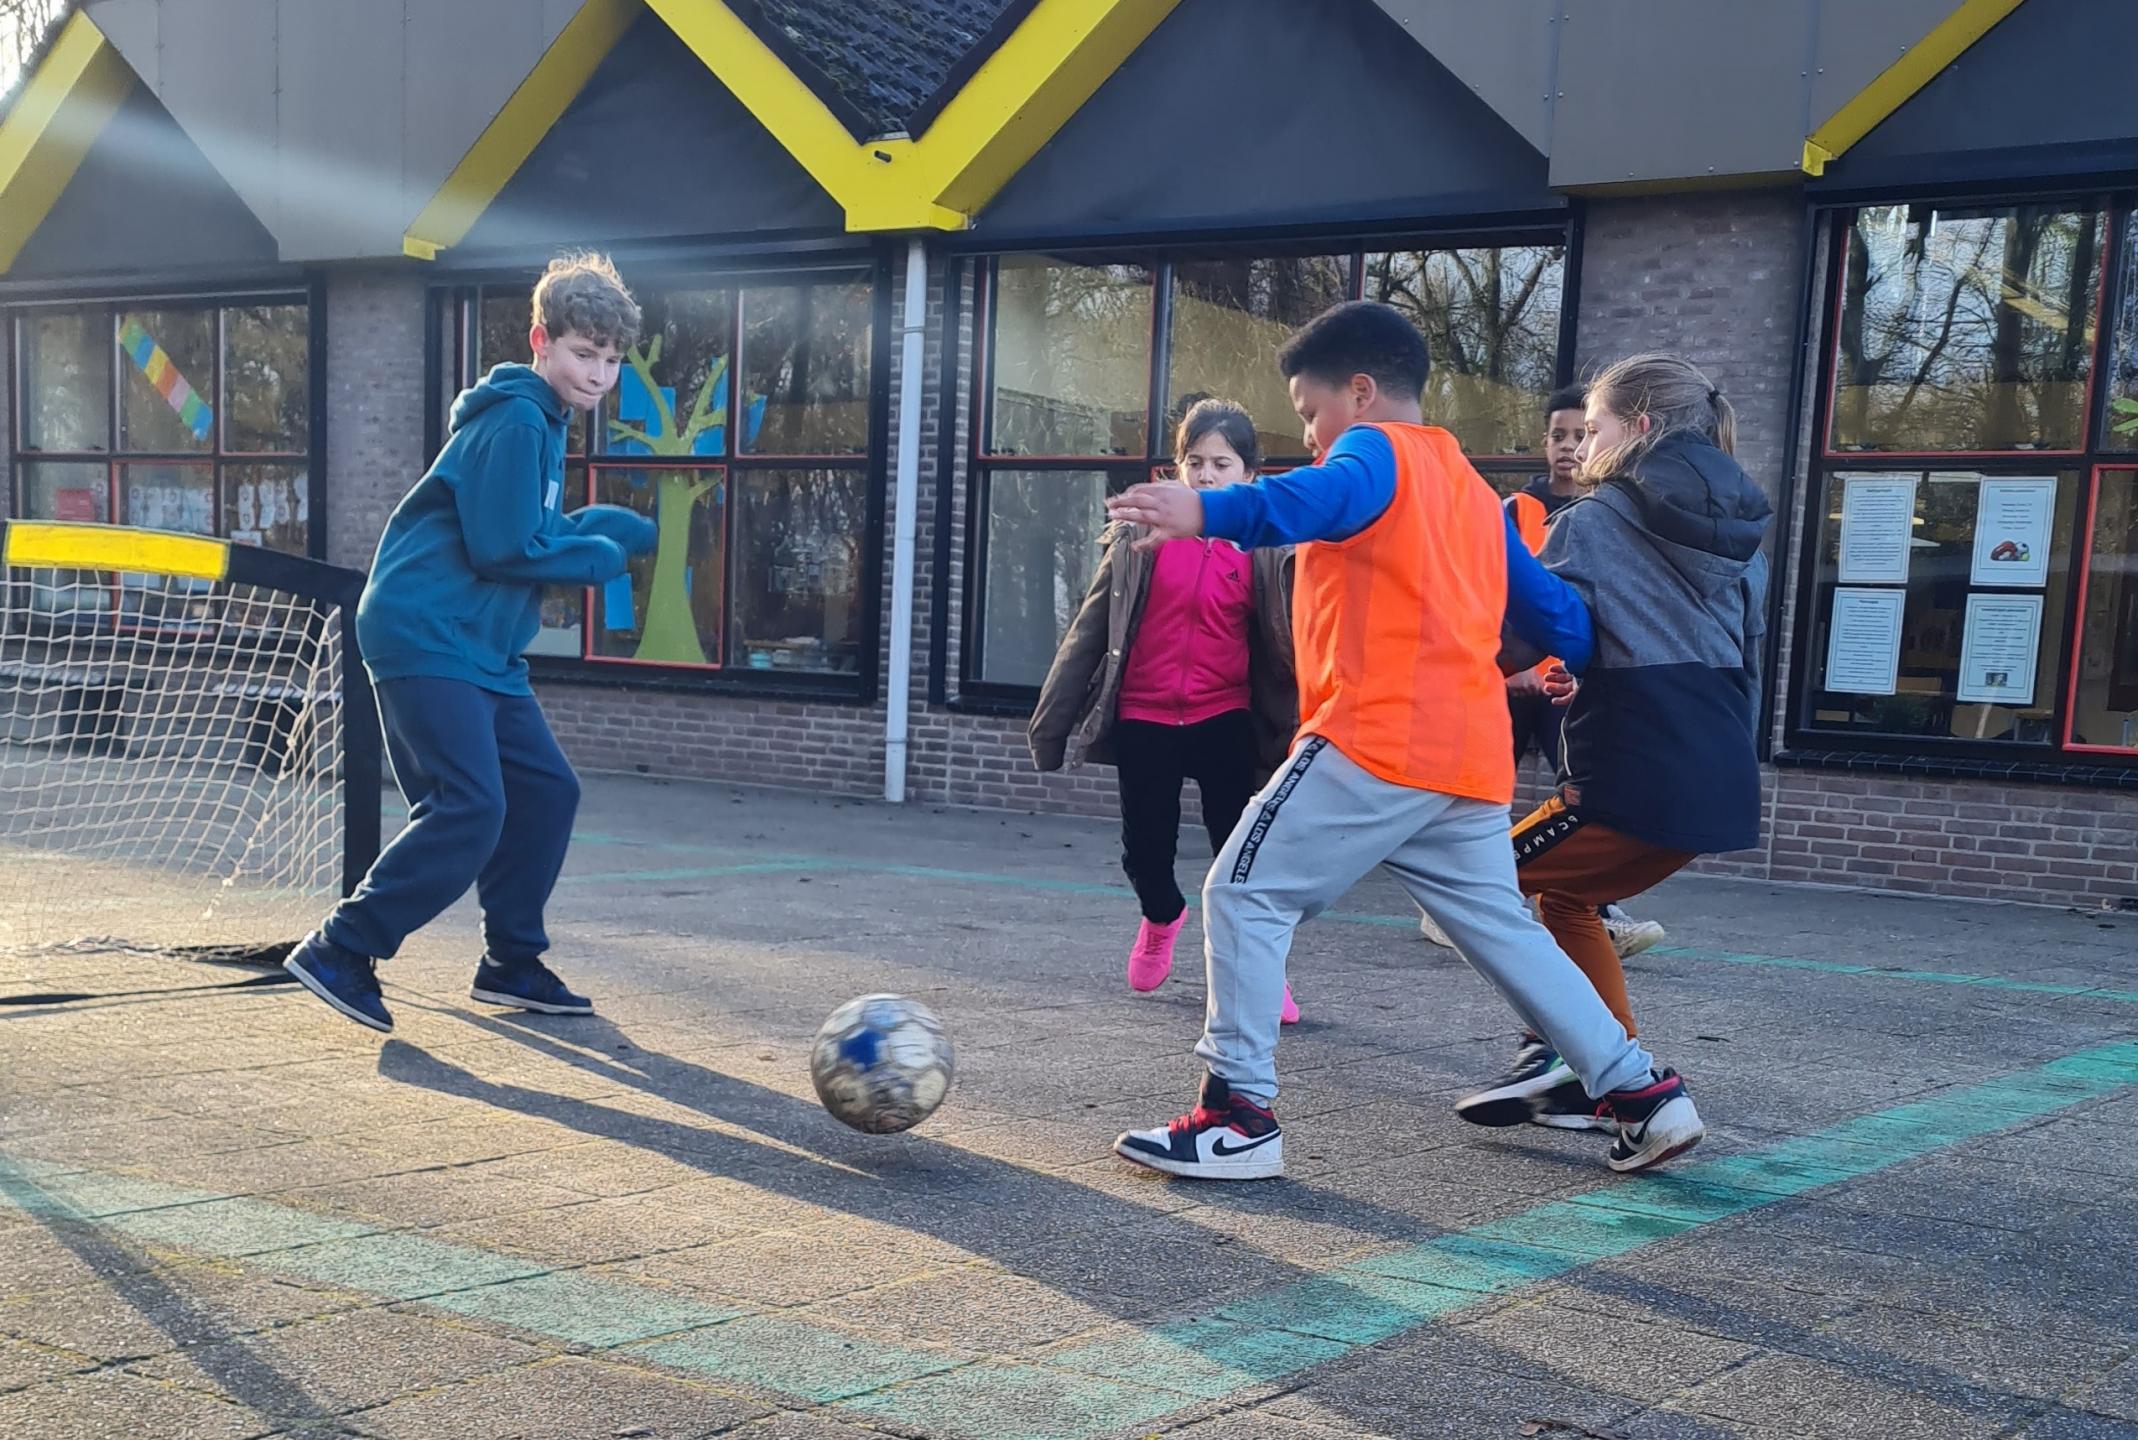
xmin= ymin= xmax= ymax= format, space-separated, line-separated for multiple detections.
xmin=284 ymin=253 xmax=656 ymax=1034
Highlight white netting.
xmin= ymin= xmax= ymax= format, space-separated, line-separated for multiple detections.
xmin=0 ymin=565 xmax=349 ymax=962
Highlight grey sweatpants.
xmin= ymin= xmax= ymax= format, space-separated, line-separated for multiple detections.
xmin=1196 ymin=736 xmax=1657 ymax=1105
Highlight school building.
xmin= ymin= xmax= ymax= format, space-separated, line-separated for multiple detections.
xmin=2 ymin=0 xmax=2135 ymax=910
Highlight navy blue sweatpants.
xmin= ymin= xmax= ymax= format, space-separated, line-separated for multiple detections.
xmin=323 ymin=676 xmax=579 ymax=965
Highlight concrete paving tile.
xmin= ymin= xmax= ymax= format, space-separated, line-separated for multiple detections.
xmin=132 ymin=1308 xmax=542 ymax=1417
xmin=343 ymin=1355 xmax=764 ymax=1438
xmin=0 ymin=1336 xmax=94 ymax=1393
xmin=0 ymin=1370 xmax=280 ymax=1439
xmin=2067 ymin=1358 xmax=2138 ymax=1425
xmin=1671 ymin=1352 xmax=2030 ymax=1439
xmin=0 ymin=1265 xmax=368 ymax=1363
xmin=1448 ymin=1297 xmax=1761 ymax=1403
xmin=793 ymin=1267 xmax=1113 ymax=1353
xmin=2011 ymin=1407 xmax=2138 ymax=1439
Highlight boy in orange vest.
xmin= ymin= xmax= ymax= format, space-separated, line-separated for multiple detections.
xmin=1105 ymin=302 xmax=1701 ymax=1181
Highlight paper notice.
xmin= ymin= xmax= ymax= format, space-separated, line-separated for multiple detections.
xmin=1825 ymin=587 xmax=1906 ymax=696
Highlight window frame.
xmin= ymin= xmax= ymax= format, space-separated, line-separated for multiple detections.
xmin=2065 ymin=462 xmax=2138 ymax=756
xmin=1786 ymin=193 xmax=2138 ymax=776
xmin=424 ymin=254 xmax=892 ymax=702
xmin=5 ymin=281 xmax=327 ymax=560
xmin=956 ymin=225 xmax=1578 ymax=707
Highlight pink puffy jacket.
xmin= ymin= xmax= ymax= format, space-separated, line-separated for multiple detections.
xmin=1115 ymin=537 xmax=1254 ymax=726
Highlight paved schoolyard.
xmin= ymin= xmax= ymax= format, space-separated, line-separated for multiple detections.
xmin=2 ymin=773 xmax=2135 ymax=1439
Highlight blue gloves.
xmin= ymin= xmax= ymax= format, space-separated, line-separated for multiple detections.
xmin=569 ymin=504 xmax=658 ymax=556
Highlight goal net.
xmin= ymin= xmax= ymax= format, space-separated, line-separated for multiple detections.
xmin=0 ymin=522 xmax=381 ymax=967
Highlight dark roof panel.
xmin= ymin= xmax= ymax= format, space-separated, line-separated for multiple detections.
xmin=734 ymin=0 xmax=1027 ymax=139
xmin=974 ymin=0 xmax=1558 ymax=243
xmin=10 ymin=80 xmax=279 ymax=279
xmin=455 ymin=12 xmax=842 ymax=258
xmin=1816 ymin=0 xmax=2138 ymax=191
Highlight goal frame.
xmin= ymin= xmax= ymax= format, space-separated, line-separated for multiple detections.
xmin=1 ymin=518 xmax=383 ymax=898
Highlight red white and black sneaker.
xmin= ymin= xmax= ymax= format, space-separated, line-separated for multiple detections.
xmin=1603 ymin=1067 xmax=1704 ymax=1172
xmin=1114 ymin=1073 xmax=1283 ymax=1180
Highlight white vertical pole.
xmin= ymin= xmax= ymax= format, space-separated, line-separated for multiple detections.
xmin=883 ymin=236 xmax=927 ymax=803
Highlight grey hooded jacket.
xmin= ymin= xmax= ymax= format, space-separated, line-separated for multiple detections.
xmin=1539 ymin=432 xmax=1771 ymax=853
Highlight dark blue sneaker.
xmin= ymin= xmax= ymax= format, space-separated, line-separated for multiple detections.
xmin=470 ymin=957 xmax=593 ymax=1015
xmin=283 ymin=933 xmax=392 ymax=1032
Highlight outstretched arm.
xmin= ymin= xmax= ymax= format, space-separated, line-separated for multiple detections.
xmin=1104 ymin=427 xmax=1397 ymax=550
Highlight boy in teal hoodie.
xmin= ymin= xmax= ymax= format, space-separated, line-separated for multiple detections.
xmin=284 ymin=254 xmax=656 ymax=1033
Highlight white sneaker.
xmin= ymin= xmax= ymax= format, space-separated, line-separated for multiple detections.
xmin=1418 ymin=910 xmax=1454 ymax=948
xmin=1114 ymin=1075 xmax=1284 ymax=1180
xmin=1602 ymin=906 xmax=1666 ymax=959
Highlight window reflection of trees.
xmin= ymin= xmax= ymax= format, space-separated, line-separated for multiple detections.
xmin=990 ymin=259 xmax=1152 ymax=458
xmin=1835 ymin=205 xmax=2102 ymax=452
xmin=1364 ymin=246 xmax=1564 ymax=456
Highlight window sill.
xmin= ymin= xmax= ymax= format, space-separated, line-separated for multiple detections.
xmin=1774 ymin=747 xmax=2138 ymax=791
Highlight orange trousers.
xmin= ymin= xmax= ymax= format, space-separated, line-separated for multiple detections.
xmin=1512 ymin=793 xmax=1694 ymax=1037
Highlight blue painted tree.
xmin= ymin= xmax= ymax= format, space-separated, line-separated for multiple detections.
xmin=605 ymin=339 xmax=764 ymax=664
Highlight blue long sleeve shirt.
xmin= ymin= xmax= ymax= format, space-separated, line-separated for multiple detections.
xmin=1197 ymin=424 xmax=1594 ymax=673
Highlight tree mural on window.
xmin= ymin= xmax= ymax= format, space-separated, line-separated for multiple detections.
xmin=604 ymin=337 xmax=763 ymax=665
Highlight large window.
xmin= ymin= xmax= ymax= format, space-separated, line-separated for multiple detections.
xmin=965 ymin=238 xmax=1570 ymax=692
xmin=1793 ymin=199 xmax=2138 ymax=768
xmin=9 ymin=296 xmax=316 ymax=555
xmin=441 ymin=266 xmax=881 ymax=687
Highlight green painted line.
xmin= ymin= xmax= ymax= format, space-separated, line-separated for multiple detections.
xmin=8 ymin=1042 xmax=2132 ymax=1440
xmin=846 ymin=1040 xmax=2138 ymax=1439
xmin=0 ymin=1156 xmax=745 ymax=1346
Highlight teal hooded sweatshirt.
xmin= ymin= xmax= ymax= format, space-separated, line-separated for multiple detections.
xmin=355 ymin=364 xmax=652 ymax=695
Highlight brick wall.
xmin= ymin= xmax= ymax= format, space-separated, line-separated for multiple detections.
xmin=1574 ymin=189 xmax=1804 ymax=496
xmin=324 ymin=270 xmax=431 ymax=570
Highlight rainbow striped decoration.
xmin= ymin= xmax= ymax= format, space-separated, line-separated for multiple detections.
xmin=118 ymin=318 xmax=214 ymax=442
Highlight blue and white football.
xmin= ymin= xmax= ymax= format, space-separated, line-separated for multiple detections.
xmin=810 ymin=994 xmax=955 ymax=1133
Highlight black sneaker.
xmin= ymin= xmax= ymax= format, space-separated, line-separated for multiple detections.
xmin=1115 ymin=1073 xmax=1283 ymax=1180
xmin=1454 ymin=1036 xmax=1575 ymax=1127
xmin=1602 ymin=1068 xmax=1704 ymax=1172
xmin=1531 ymin=1072 xmax=1612 ymax=1131
xmin=283 ymin=933 xmax=392 ymax=1033
xmin=470 ymin=957 xmax=594 ymax=1015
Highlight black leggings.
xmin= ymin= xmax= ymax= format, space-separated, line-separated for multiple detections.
xmin=1114 ymin=710 xmax=1258 ymax=925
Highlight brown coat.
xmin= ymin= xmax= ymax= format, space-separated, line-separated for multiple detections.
xmin=1028 ymin=524 xmax=1298 ymax=778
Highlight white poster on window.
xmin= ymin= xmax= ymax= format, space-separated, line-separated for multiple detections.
xmin=1970 ymin=477 xmax=2056 ymax=587
xmin=1837 ymin=474 xmax=1918 ymax=583
xmin=1955 ymin=593 xmax=2044 ymax=705
xmin=1825 ymin=587 xmax=1906 ymax=696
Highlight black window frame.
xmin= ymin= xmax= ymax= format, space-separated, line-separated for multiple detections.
xmin=5 ymin=280 xmax=327 ymax=561
xmin=954 ymin=222 xmax=1580 ymax=710
xmin=1785 ymin=190 xmax=2138 ymax=781
xmin=424 ymin=252 xmax=893 ymax=704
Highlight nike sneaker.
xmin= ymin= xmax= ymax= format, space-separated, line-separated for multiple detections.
xmin=1603 ymin=1068 xmax=1704 ymax=1172
xmin=1115 ymin=1072 xmax=1283 ymax=1180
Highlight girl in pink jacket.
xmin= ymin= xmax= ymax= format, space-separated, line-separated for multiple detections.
xmin=1030 ymin=400 xmax=1301 ymax=1017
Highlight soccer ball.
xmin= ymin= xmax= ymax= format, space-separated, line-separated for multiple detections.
xmin=810 ymin=994 xmax=955 ymax=1134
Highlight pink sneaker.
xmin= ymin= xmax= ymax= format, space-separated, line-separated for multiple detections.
xmin=1280 ymin=984 xmax=1300 ymax=1025
xmin=1127 ymin=914 xmax=1187 ymax=992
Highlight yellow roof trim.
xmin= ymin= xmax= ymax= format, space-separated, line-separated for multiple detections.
xmin=1801 ymin=0 xmax=2025 ymax=177
xmin=0 ymin=12 xmax=137 ymax=273
xmin=403 ymin=0 xmax=1180 ymax=249
xmin=402 ymin=0 xmax=642 ymax=257
xmin=913 ymin=0 xmax=1179 ymax=222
